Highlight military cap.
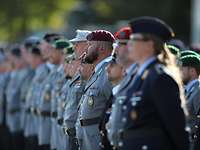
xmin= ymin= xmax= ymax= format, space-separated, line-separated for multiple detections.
xmin=29 ymin=46 xmax=41 ymax=56
xmin=10 ymin=46 xmax=21 ymax=57
xmin=53 ymin=39 xmax=74 ymax=54
xmin=129 ymin=16 xmax=175 ymax=42
xmin=166 ymin=44 xmax=180 ymax=56
xmin=86 ymin=30 xmax=115 ymax=42
xmin=180 ymin=54 xmax=200 ymax=68
xmin=114 ymin=27 xmax=132 ymax=43
xmin=70 ymin=30 xmax=91 ymax=42
xmin=24 ymin=36 xmax=40 ymax=49
xmin=180 ymin=50 xmax=199 ymax=57
xmin=43 ymin=33 xmax=63 ymax=44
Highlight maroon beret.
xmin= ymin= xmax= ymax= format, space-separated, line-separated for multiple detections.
xmin=86 ymin=30 xmax=115 ymax=42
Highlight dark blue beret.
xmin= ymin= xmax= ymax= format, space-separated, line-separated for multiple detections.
xmin=129 ymin=16 xmax=175 ymax=42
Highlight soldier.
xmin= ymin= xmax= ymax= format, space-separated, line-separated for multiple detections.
xmin=20 ymin=37 xmax=40 ymax=148
xmin=106 ymin=27 xmax=137 ymax=149
xmin=37 ymin=34 xmax=63 ymax=150
xmin=117 ymin=16 xmax=189 ymax=150
xmin=77 ymin=30 xmax=114 ymax=150
xmin=6 ymin=46 xmax=30 ymax=150
xmin=179 ymin=52 xmax=200 ymax=150
xmin=24 ymin=46 xmax=44 ymax=150
xmin=0 ymin=50 xmax=12 ymax=150
xmin=24 ymin=33 xmax=62 ymax=150
xmin=49 ymin=39 xmax=73 ymax=150
xmin=62 ymin=30 xmax=92 ymax=150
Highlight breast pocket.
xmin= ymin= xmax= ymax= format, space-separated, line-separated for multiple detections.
xmin=85 ymin=88 xmax=99 ymax=109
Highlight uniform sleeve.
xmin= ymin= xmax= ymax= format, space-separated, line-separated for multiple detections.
xmin=151 ymin=74 xmax=189 ymax=150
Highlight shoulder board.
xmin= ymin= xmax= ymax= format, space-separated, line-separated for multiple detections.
xmin=154 ymin=64 xmax=165 ymax=75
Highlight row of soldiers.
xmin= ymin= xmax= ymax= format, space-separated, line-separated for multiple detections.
xmin=0 ymin=16 xmax=200 ymax=150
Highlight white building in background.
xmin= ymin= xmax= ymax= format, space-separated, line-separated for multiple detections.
xmin=191 ymin=0 xmax=200 ymax=44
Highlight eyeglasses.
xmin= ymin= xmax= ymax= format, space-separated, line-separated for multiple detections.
xmin=130 ymin=34 xmax=149 ymax=42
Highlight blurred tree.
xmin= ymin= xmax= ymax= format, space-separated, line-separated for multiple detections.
xmin=0 ymin=0 xmax=77 ymax=41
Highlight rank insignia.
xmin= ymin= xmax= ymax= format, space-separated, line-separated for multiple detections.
xmin=88 ymin=96 xmax=94 ymax=107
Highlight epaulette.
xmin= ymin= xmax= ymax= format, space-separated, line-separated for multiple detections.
xmin=154 ymin=64 xmax=165 ymax=75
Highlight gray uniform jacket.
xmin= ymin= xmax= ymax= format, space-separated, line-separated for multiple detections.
xmin=6 ymin=68 xmax=29 ymax=133
xmin=77 ymin=58 xmax=112 ymax=150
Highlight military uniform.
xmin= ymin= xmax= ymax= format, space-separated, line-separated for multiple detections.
xmin=20 ymin=67 xmax=35 ymax=132
xmin=50 ymin=64 xmax=66 ymax=150
xmin=106 ymin=64 xmax=137 ymax=148
xmin=118 ymin=58 xmax=189 ymax=150
xmin=24 ymin=63 xmax=51 ymax=150
xmin=56 ymin=79 xmax=70 ymax=150
xmin=180 ymin=54 xmax=200 ymax=150
xmin=6 ymin=68 xmax=30 ymax=150
xmin=0 ymin=72 xmax=11 ymax=150
xmin=37 ymin=63 xmax=58 ymax=148
xmin=63 ymin=73 xmax=86 ymax=150
xmin=77 ymin=58 xmax=112 ymax=150
xmin=185 ymin=79 xmax=200 ymax=150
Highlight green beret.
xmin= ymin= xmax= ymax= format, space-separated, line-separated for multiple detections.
xmin=180 ymin=54 xmax=200 ymax=68
xmin=167 ymin=44 xmax=180 ymax=56
xmin=52 ymin=39 xmax=74 ymax=54
xmin=180 ymin=50 xmax=199 ymax=57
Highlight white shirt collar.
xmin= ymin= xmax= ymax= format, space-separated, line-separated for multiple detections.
xmin=137 ymin=57 xmax=156 ymax=76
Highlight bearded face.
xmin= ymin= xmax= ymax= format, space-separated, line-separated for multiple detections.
xmin=84 ymin=42 xmax=99 ymax=64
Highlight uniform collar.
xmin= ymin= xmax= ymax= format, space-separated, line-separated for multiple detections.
xmin=137 ymin=56 xmax=157 ymax=76
xmin=126 ymin=63 xmax=137 ymax=75
xmin=46 ymin=62 xmax=56 ymax=71
xmin=57 ymin=64 xmax=64 ymax=72
xmin=185 ymin=79 xmax=199 ymax=93
xmin=95 ymin=56 xmax=112 ymax=73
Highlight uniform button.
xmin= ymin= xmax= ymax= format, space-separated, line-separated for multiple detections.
xmin=107 ymin=129 xmax=111 ymax=133
xmin=194 ymin=135 xmax=197 ymax=139
xmin=122 ymin=117 xmax=127 ymax=123
xmin=131 ymin=102 xmax=137 ymax=106
xmin=119 ymin=100 xmax=123 ymax=104
xmin=118 ymin=141 xmax=123 ymax=147
xmin=197 ymin=115 xmax=200 ymax=118
xmin=195 ymin=125 xmax=198 ymax=128
xmin=119 ymin=129 xmax=123 ymax=133
xmin=142 ymin=145 xmax=148 ymax=150
xmin=122 ymin=105 xmax=127 ymax=110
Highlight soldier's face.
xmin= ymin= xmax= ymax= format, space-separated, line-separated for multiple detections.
xmin=74 ymin=41 xmax=88 ymax=58
xmin=107 ymin=63 xmax=124 ymax=84
xmin=180 ymin=66 xmax=191 ymax=84
xmin=21 ymin=45 xmax=31 ymax=64
xmin=39 ymin=40 xmax=52 ymax=60
xmin=115 ymin=43 xmax=129 ymax=66
xmin=128 ymin=34 xmax=154 ymax=64
xmin=84 ymin=41 xmax=99 ymax=64
xmin=49 ymin=49 xmax=62 ymax=64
